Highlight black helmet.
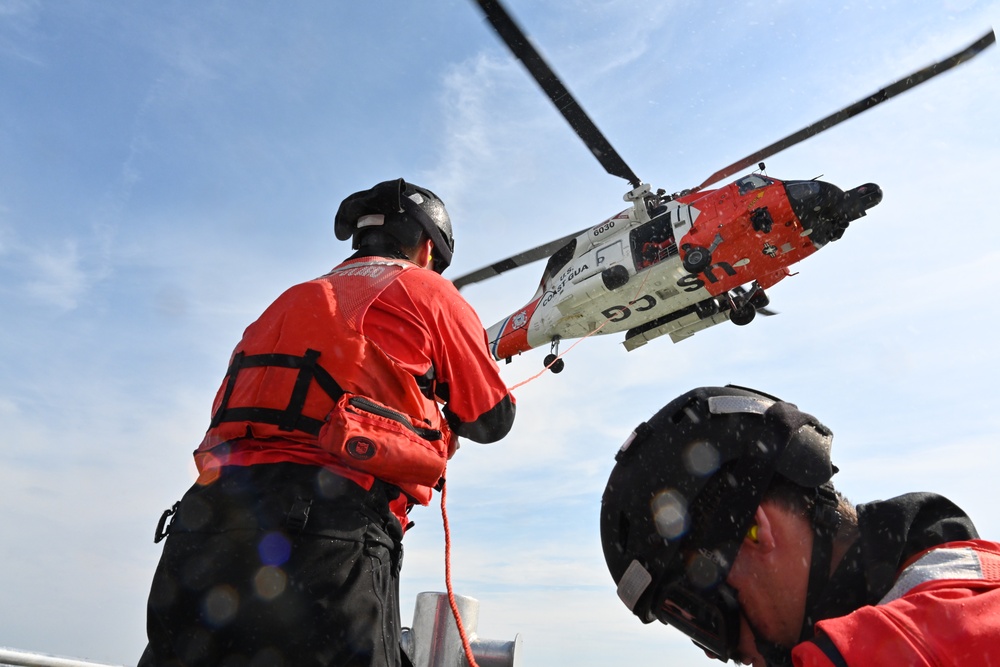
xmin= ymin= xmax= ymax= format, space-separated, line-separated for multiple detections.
xmin=334 ymin=178 xmax=455 ymax=273
xmin=600 ymin=386 xmax=838 ymax=662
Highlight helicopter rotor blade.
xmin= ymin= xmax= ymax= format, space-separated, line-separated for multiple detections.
xmin=692 ymin=28 xmax=996 ymax=193
xmin=451 ymin=226 xmax=587 ymax=290
xmin=473 ymin=0 xmax=642 ymax=188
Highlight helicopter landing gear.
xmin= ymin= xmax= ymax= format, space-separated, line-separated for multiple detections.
xmin=730 ymin=303 xmax=756 ymax=326
xmin=682 ymin=233 xmax=724 ymax=274
xmin=682 ymin=244 xmax=712 ymax=274
xmin=729 ymin=283 xmax=770 ymax=325
xmin=544 ymin=337 xmax=565 ymax=374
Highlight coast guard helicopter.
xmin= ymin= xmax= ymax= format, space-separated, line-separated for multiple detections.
xmin=453 ymin=0 xmax=995 ymax=373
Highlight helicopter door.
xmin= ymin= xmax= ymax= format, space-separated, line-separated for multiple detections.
xmin=672 ymin=204 xmax=697 ymax=241
xmin=631 ymin=213 xmax=677 ymax=270
xmin=596 ymin=240 xmax=625 ymax=268
xmin=571 ymin=240 xmax=627 ymax=285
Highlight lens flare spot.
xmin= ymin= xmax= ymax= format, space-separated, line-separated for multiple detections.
xmin=254 ymin=566 xmax=288 ymax=601
xmin=684 ymin=440 xmax=720 ymax=477
xmin=202 ymin=585 xmax=239 ymax=626
xmin=686 ymin=550 xmax=725 ymax=589
xmin=258 ymin=531 xmax=292 ymax=566
xmin=651 ymin=489 xmax=689 ymax=540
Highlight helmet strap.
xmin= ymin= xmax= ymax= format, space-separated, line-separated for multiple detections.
xmin=744 ymin=611 xmax=794 ymax=667
xmin=798 ymin=483 xmax=842 ymax=641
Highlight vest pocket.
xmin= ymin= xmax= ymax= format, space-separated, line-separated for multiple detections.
xmin=318 ymin=393 xmax=448 ymax=489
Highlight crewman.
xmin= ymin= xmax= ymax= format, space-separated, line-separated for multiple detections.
xmin=601 ymin=385 xmax=1000 ymax=666
xmin=139 ymin=178 xmax=515 ymax=667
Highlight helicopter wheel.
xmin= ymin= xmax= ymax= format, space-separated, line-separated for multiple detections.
xmin=682 ymin=245 xmax=712 ymax=273
xmin=730 ymin=304 xmax=756 ymax=326
xmin=543 ymin=353 xmax=565 ymax=374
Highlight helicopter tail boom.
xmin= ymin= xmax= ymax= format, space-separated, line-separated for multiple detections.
xmin=486 ymin=297 xmax=542 ymax=361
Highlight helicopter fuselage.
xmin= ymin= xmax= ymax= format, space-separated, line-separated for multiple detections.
xmin=486 ymin=173 xmax=881 ymax=360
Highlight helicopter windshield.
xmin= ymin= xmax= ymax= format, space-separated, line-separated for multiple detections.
xmin=735 ymin=174 xmax=773 ymax=196
xmin=785 ymin=180 xmax=822 ymax=201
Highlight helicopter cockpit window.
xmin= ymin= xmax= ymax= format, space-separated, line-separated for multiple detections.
xmin=539 ymin=238 xmax=577 ymax=288
xmin=735 ymin=174 xmax=773 ymax=196
xmin=631 ymin=211 xmax=677 ymax=271
xmin=785 ymin=180 xmax=822 ymax=202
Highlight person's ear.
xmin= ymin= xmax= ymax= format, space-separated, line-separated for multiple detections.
xmin=415 ymin=238 xmax=434 ymax=269
xmin=745 ymin=505 xmax=776 ymax=553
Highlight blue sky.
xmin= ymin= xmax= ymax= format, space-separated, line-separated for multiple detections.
xmin=1 ymin=1 xmax=998 ymax=665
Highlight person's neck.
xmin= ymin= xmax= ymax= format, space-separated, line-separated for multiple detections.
xmin=349 ymin=245 xmax=412 ymax=263
xmin=828 ymin=521 xmax=861 ymax=576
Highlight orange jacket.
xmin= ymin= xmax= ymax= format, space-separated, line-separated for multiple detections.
xmin=195 ymin=258 xmax=515 ymax=510
xmin=793 ymin=540 xmax=1000 ymax=666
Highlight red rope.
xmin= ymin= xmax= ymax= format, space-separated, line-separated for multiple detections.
xmin=507 ymin=318 xmax=610 ymax=391
xmin=438 ymin=262 xmax=658 ymax=662
xmin=441 ymin=478 xmax=480 ymax=667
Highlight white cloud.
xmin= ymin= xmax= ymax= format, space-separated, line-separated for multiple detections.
xmin=21 ymin=240 xmax=89 ymax=309
xmin=0 ymin=0 xmax=39 ymax=17
xmin=0 ymin=0 xmax=42 ymax=65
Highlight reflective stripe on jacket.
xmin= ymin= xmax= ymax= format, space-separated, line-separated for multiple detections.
xmin=794 ymin=540 xmax=1000 ymax=666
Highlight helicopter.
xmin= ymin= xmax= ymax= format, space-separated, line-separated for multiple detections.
xmin=451 ymin=0 xmax=996 ymax=373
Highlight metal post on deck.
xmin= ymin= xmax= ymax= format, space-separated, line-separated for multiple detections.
xmin=401 ymin=592 xmax=521 ymax=667
xmin=0 ymin=648 xmax=123 ymax=667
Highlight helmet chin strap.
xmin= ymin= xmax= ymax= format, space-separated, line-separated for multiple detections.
xmin=799 ymin=483 xmax=842 ymax=641
xmin=748 ymin=625 xmax=793 ymax=667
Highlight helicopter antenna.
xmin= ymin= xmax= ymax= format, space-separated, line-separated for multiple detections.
xmin=691 ymin=28 xmax=996 ymax=193
xmin=473 ymin=0 xmax=642 ymax=189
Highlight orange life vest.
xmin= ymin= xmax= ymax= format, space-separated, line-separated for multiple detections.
xmin=195 ymin=259 xmax=452 ymax=504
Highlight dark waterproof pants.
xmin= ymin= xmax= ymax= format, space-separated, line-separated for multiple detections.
xmin=137 ymin=463 xmax=406 ymax=667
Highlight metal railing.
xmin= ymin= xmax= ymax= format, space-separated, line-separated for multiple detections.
xmin=1 ymin=591 xmax=521 ymax=667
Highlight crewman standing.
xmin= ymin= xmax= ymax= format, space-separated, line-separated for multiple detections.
xmin=139 ymin=178 xmax=515 ymax=667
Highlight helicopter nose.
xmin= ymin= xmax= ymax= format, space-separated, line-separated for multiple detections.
xmin=785 ymin=179 xmax=880 ymax=245
xmin=785 ymin=180 xmax=846 ymax=243
xmin=843 ymin=182 xmax=883 ymax=217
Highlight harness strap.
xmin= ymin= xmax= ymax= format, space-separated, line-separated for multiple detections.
xmin=211 ymin=351 xmax=246 ymax=428
xmin=209 ymin=348 xmax=345 ymax=436
xmin=282 ymin=348 xmax=322 ymax=431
